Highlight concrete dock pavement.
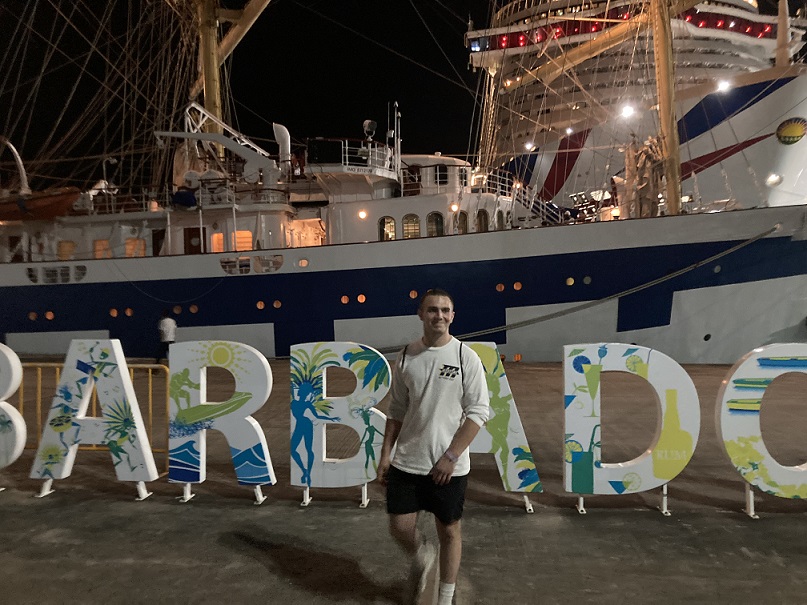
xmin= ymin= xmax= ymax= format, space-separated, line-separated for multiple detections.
xmin=1 ymin=361 xmax=807 ymax=604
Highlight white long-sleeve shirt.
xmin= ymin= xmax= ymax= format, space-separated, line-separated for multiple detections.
xmin=389 ymin=336 xmax=490 ymax=477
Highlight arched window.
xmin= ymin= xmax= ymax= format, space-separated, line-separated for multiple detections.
xmin=457 ymin=211 xmax=469 ymax=234
xmin=476 ymin=209 xmax=489 ymax=233
xmin=378 ymin=216 xmax=396 ymax=241
xmin=496 ymin=209 xmax=505 ymax=230
xmin=403 ymin=214 xmax=420 ymax=239
xmin=427 ymin=212 xmax=444 ymax=237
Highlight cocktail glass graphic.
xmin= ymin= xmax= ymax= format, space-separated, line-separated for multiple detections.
xmin=625 ymin=354 xmax=648 ymax=379
xmin=582 ymin=364 xmax=602 ymax=417
xmin=569 ymin=424 xmax=600 ymax=493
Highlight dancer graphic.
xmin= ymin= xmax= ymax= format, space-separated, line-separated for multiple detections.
xmin=290 ymin=381 xmax=340 ymax=485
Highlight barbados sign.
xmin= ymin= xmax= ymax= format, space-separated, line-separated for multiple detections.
xmin=0 ymin=339 xmax=806 ymax=507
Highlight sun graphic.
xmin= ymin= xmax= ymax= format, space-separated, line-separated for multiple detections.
xmin=186 ymin=341 xmax=253 ymax=379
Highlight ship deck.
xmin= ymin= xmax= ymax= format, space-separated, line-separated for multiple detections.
xmin=2 ymin=361 xmax=807 ymax=604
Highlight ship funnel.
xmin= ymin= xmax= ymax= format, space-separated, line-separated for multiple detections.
xmin=273 ymin=123 xmax=291 ymax=176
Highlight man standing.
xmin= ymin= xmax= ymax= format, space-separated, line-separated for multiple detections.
xmin=378 ymin=289 xmax=490 ymax=605
xmin=155 ymin=309 xmax=177 ymax=364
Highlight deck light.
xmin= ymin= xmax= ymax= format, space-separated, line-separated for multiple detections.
xmin=358 ymin=210 xmax=367 ymax=219
xmin=450 ymin=203 xmax=459 ymax=212
xmin=621 ymin=105 xmax=635 ymax=118
xmin=766 ymin=173 xmax=783 ymax=187
xmin=717 ymin=80 xmax=730 ymax=92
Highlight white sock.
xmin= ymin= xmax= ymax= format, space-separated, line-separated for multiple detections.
xmin=438 ymin=581 xmax=455 ymax=605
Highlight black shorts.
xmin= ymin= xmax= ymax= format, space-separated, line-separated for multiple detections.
xmin=386 ymin=466 xmax=468 ymax=525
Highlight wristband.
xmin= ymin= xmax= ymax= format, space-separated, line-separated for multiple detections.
xmin=443 ymin=449 xmax=458 ymax=463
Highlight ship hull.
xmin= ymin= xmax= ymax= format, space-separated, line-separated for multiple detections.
xmin=3 ymin=204 xmax=806 ymax=364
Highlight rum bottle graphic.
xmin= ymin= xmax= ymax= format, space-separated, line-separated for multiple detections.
xmin=652 ymin=389 xmax=693 ymax=480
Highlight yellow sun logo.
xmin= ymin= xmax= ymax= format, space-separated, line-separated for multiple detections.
xmin=776 ymin=118 xmax=807 ymax=145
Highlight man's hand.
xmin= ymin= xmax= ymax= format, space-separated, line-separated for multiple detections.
xmin=430 ymin=454 xmax=456 ymax=486
xmin=377 ymin=456 xmax=391 ymax=486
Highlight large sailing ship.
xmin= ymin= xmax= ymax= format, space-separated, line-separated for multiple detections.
xmin=1 ymin=0 xmax=807 ymax=364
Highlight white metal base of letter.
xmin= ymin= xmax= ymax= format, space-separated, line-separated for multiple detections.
xmin=300 ymin=486 xmax=312 ymax=507
xmin=744 ymin=483 xmax=759 ymax=520
xmin=177 ymin=482 xmax=195 ymax=503
xmin=359 ymin=483 xmax=369 ymax=508
xmin=523 ymin=495 xmax=534 ymax=513
xmin=576 ymin=495 xmax=586 ymax=514
xmin=35 ymin=479 xmax=55 ymax=498
xmin=135 ymin=481 xmax=152 ymax=501
xmin=658 ymin=483 xmax=671 ymax=516
xmin=253 ymin=486 xmax=267 ymax=505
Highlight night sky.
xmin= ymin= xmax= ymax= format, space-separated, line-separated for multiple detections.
xmin=225 ymin=0 xmax=794 ymax=159
xmin=226 ymin=0 xmax=492 ymax=159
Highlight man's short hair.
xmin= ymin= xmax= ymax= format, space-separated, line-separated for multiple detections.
xmin=418 ymin=288 xmax=455 ymax=310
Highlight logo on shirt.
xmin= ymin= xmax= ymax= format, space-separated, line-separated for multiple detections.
xmin=439 ymin=364 xmax=460 ymax=380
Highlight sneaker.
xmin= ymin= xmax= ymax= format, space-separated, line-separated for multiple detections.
xmin=408 ymin=540 xmax=438 ymax=603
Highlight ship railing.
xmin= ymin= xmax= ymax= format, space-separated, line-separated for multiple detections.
xmin=194 ymin=177 xmax=289 ymax=208
xmin=307 ymin=138 xmax=396 ymax=174
xmin=73 ymin=189 xmax=171 ymax=215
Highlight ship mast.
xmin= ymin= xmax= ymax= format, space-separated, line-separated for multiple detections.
xmin=651 ymin=0 xmax=681 ymax=216
xmin=198 ymin=0 xmax=223 ymax=127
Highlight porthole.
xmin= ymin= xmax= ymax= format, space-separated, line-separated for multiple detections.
xmin=298 ymin=258 xmax=309 ymax=268
xmin=514 ymin=353 xmax=523 ymax=362
xmin=173 ymin=305 xmax=182 ymax=314
xmin=125 ymin=308 xmax=134 ymax=317
xmin=704 ymin=334 xmax=712 ymax=341
xmin=273 ymin=300 xmax=282 ymax=309
xmin=409 ymin=290 xmax=418 ymax=299
xmin=45 ymin=311 xmax=55 ymax=320
xmin=583 ymin=276 xmax=592 ymax=285
xmin=110 ymin=309 xmax=118 ymax=318
xmin=496 ymin=283 xmax=505 ymax=292
xmin=513 ymin=282 xmax=522 ymax=291
xmin=341 ymin=295 xmax=349 ymax=304
xmin=357 ymin=294 xmax=366 ymax=303
xmin=713 ymin=265 xmax=721 ymax=273
xmin=189 ymin=305 xmax=198 ymax=314
xmin=28 ymin=312 xmax=37 ymax=321
xmin=257 ymin=301 xmax=265 ymax=310
xmin=566 ymin=277 xmax=575 ymax=286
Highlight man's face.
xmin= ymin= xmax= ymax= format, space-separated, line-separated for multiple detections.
xmin=418 ymin=295 xmax=454 ymax=338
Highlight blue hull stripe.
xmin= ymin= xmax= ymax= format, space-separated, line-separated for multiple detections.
xmin=678 ymin=77 xmax=795 ymax=143
xmin=3 ymin=235 xmax=806 ymax=357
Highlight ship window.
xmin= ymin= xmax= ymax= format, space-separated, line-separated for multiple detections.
xmin=273 ymin=300 xmax=282 ymax=308
xmin=210 ymin=233 xmax=224 ymax=253
xmin=59 ymin=266 xmax=70 ymax=282
xmin=426 ymin=212 xmax=444 ymax=237
xmin=125 ymin=238 xmax=146 ymax=257
xmin=74 ymin=266 xmax=87 ymax=281
xmin=460 ymin=168 xmax=469 ymax=187
xmin=58 ymin=240 xmax=76 ymax=260
xmin=220 ymin=256 xmax=251 ymax=275
xmin=233 ymin=230 xmax=253 ymax=251
xmin=189 ymin=305 xmax=198 ymax=314
xmin=379 ymin=216 xmax=396 ymax=241
xmin=252 ymin=255 xmax=284 ymax=273
xmin=476 ymin=210 xmax=489 ymax=233
xmin=457 ymin=211 xmax=469 ymax=234
xmin=26 ymin=268 xmax=39 ymax=283
xmin=496 ymin=210 xmax=505 ymax=230
xmin=403 ymin=214 xmax=420 ymax=239
xmin=44 ymin=268 xmax=58 ymax=284
xmin=402 ymin=166 xmax=421 ymax=196
xmin=94 ymin=239 xmax=112 ymax=259
xmin=435 ymin=165 xmax=448 ymax=185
